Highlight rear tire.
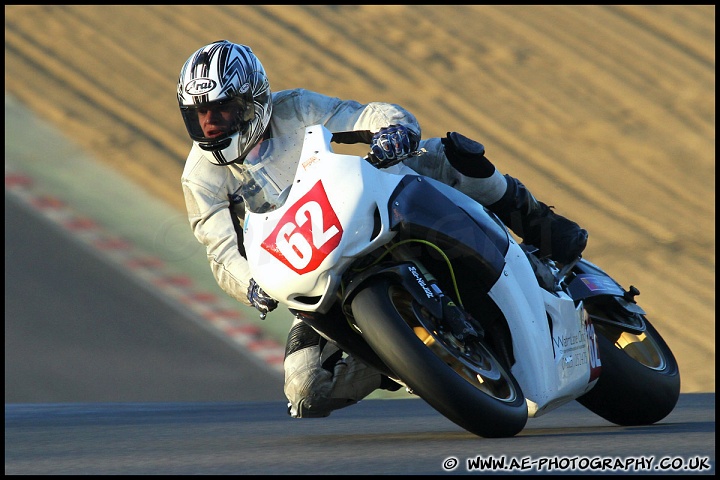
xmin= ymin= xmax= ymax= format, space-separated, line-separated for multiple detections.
xmin=351 ymin=278 xmax=528 ymax=438
xmin=576 ymin=314 xmax=680 ymax=425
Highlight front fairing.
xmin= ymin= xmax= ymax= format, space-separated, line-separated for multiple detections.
xmin=240 ymin=125 xmax=408 ymax=312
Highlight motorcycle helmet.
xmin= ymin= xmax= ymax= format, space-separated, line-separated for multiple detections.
xmin=177 ymin=40 xmax=272 ymax=165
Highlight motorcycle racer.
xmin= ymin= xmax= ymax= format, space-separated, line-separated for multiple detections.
xmin=178 ymin=40 xmax=588 ymax=418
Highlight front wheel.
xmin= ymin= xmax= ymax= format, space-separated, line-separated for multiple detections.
xmin=351 ymin=278 xmax=528 ymax=438
xmin=577 ymin=310 xmax=680 ymax=425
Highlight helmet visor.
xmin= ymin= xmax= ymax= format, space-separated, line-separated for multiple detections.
xmin=180 ymin=92 xmax=254 ymax=145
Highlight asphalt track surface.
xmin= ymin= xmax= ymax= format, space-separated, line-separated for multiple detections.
xmin=4 ymin=395 xmax=716 ymax=475
xmin=4 ymin=192 xmax=285 ymax=404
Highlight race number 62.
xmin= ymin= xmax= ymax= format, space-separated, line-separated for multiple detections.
xmin=262 ymin=181 xmax=343 ymax=274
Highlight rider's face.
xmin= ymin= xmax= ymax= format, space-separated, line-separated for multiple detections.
xmin=198 ymin=103 xmax=241 ymax=138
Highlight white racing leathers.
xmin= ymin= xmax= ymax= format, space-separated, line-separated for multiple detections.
xmin=181 ymin=88 xmax=508 ymax=417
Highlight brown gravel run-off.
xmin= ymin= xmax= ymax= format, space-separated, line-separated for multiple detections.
xmin=5 ymin=5 xmax=715 ymax=392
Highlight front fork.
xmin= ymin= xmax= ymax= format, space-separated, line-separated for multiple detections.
xmin=385 ymin=245 xmax=482 ymax=341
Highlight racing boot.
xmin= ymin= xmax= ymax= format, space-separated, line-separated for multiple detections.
xmin=487 ymin=174 xmax=588 ymax=265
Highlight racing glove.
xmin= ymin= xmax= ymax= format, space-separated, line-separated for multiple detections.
xmin=247 ymin=278 xmax=278 ymax=318
xmin=369 ymin=124 xmax=420 ymax=168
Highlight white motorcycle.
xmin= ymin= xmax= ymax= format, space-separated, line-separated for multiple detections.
xmin=238 ymin=124 xmax=680 ymax=438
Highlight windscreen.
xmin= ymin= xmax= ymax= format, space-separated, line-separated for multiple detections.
xmin=233 ymin=127 xmax=305 ymax=213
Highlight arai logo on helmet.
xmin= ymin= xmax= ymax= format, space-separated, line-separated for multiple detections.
xmin=185 ymin=78 xmax=217 ymax=96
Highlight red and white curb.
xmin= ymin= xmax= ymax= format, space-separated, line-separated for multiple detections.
xmin=5 ymin=168 xmax=286 ymax=373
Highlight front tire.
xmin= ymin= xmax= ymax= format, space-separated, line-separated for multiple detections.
xmin=351 ymin=278 xmax=528 ymax=438
xmin=577 ymin=312 xmax=680 ymax=425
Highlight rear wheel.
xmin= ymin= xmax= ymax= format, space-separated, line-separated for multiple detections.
xmin=576 ymin=308 xmax=680 ymax=425
xmin=351 ymin=278 xmax=527 ymax=438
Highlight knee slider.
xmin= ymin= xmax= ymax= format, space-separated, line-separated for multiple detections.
xmin=441 ymin=131 xmax=495 ymax=178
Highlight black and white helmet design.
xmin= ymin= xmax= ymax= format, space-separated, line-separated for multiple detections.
xmin=177 ymin=40 xmax=272 ymax=165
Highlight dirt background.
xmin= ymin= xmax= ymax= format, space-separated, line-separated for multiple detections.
xmin=5 ymin=5 xmax=715 ymax=392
